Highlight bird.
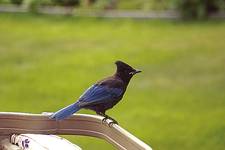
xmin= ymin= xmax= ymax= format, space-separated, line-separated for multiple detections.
xmin=50 ymin=60 xmax=141 ymax=125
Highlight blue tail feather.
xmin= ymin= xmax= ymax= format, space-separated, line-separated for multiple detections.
xmin=50 ymin=102 xmax=80 ymax=120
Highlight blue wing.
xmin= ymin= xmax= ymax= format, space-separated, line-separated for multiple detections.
xmin=78 ymin=84 xmax=123 ymax=107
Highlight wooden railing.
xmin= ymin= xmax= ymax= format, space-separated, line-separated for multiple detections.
xmin=0 ymin=112 xmax=152 ymax=150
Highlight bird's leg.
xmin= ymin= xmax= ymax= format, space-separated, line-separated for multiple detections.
xmin=97 ymin=112 xmax=118 ymax=126
xmin=101 ymin=113 xmax=109 ymax=124
xmin=97 ymin=112 xmax=108 ymax=124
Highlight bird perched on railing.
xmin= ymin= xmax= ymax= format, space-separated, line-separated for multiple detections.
xmin=50 ymin=60 xmax=141 ymax=125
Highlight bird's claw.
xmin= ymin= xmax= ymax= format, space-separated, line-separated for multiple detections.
xmin=108 ymin=120 xmax=118 ymax=127
xmin=102 ymin=117 xmax=108 ymax=124
xmin=99 ymin=113 xmax=118 ymax=127
xmin=101 ymin=117 xmax=118 ymax=127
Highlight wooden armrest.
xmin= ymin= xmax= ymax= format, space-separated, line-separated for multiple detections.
xmin=0 ymin=112 xmax=152 ymax=150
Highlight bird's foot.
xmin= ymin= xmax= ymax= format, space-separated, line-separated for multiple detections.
xmin=102 ymin=117 xmax=108 ymax=124
xmin=101 ymin=117 xmax=118 ymax=127
xmin=108 ymin=120 xmax=118 ymax=127
xmin=108 ymin=117 xmax=118 ymax=127
xmin=98 ymin=112 xmax=118 ymax=127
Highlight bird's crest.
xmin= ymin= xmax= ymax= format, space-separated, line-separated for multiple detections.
xmin=115 ymin=60 xmax=134 ymax=72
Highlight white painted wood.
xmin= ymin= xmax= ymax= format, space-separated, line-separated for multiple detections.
xmin=0 ymin=112 xmax=152 ymax=150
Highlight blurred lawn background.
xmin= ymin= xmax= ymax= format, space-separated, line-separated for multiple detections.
xmin=0 ymin=13 xmax=225 ymax=150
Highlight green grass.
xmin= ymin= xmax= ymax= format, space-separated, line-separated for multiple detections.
xmin=0 ymin=13 xmax=225 ymax=150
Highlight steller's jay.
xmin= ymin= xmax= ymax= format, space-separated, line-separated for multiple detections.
xmin=50 ymin=60 xmax=141 ymax=125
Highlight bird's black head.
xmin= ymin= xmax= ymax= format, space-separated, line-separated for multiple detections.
xmin=115 ymin=60 xmax=141 ymax=81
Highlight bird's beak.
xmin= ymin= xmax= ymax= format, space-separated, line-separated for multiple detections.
xmin=134 ymin=69 xmax=142 ymax=74
xmin=130 ymin=69 xmax=142 ymax=75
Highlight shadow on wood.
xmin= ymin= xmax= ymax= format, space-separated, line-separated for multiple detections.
xmin=0 ymin=112 xmax=152 ymax=150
